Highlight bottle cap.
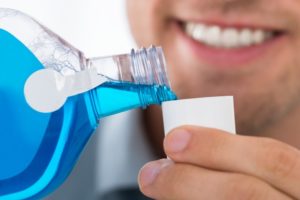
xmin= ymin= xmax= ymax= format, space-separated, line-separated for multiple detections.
xmin=162 ymin=96 xmax=236 ymax=135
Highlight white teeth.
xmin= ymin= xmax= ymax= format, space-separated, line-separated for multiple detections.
xmin=192 ymin=24 xmax=206 ymax=41
xmin=253 ymin=30 xmax=264 ymax=44
xmin=205 ymin=26 xmax=222 ymax=47
xmin=239 ymin=29 xmax=253 ymax=47
xmin=222 ymin=28 xmax=239 ymax=48
xmin=185 ymin=22 xmax=274 ymax=49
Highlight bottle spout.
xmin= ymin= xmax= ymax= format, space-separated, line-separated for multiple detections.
xmin=87 ymin=46 xmax=171 ymax=88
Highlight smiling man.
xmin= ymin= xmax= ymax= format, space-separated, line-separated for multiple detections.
xmin=127 ymin=0 xmax=300 ymax=199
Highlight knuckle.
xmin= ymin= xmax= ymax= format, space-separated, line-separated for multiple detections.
xmin=196 ymin=131 xmax=228 ymax=166
xmin=228 ymin=176 xmax=268 ymax=200
xmin=260 ymin=138 xmax=298 ymax=179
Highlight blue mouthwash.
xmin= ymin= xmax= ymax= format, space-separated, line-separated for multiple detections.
xmin=0 ymin=8 xmax=176 ymax=200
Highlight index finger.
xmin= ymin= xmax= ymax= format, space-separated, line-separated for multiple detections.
xmin=164 ymin=126 xmax=300 ymax=199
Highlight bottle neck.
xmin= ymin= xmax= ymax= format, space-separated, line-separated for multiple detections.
xmin=86 ymin=46 xmax=171 ymax=87
xmin=85 ymin=46 xmax=177 ymax=123
xmin=130 ymin=46 xmax=171 ymax=87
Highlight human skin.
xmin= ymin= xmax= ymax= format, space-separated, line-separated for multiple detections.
xmin=127 ymin=0 xmax=300 ymax=199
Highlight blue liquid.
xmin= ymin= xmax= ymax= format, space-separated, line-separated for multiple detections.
xmin=0 ymin=29 xmax=176 ymax=199
xmin=91 ymin=81 xmax=177 ymax=119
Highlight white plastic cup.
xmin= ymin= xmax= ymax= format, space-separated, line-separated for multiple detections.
xmin=162 ymin=96 xmax=236 ymax=135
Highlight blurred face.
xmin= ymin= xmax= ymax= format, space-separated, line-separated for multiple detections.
xmin=127 ymin=0 xmax=300 ymax=134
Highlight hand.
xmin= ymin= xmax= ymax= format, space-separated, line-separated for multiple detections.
xmin=138 ymin=126 xmax=300 ymax=200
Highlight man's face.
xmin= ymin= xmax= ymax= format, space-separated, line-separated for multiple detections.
xmin=127 ymin=0 xmax=300 ymax=134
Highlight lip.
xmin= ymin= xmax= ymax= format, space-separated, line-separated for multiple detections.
xmin=173 ymin=20 xmax=287 ymax=69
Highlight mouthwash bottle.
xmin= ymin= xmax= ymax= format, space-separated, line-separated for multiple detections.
xmin=0 ymin=8 xmax=176 ymax=200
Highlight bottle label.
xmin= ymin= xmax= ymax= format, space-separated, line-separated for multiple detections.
xmin=24 ymin=68 xmax=107 ymax=113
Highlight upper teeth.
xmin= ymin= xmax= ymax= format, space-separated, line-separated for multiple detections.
xmin=185 ymin=23 xmax=273 ymax=49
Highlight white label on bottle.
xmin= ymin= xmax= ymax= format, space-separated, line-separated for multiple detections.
xmin=24 ymin=68 xmax=107 ymax=113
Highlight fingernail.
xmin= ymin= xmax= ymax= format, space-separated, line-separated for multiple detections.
xmin=139 ymin=159 xmax=173 ymax=187
xmin=166 ymin=129 xmax=191 ymax=153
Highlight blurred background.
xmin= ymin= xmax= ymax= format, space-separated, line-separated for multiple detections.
xmin=0 ymin=0 xmax=154 ymax=199
xmin=0 ymin=0 xmax=134 ymax=56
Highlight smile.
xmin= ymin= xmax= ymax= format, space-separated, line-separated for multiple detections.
xmin=174 ymin=19 xmax=287 ymax=68
xmin=184 ymin=22 xmax=276 ymax=49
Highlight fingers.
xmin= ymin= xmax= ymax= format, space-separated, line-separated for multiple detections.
xmin=164 ymin=126 xmax=300 ymax=199
xmin=138 ymin=159 xmax=292 ymax=200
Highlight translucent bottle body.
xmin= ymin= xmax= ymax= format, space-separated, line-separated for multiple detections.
xmin=0 ymin=8 xmax=176 ymax=200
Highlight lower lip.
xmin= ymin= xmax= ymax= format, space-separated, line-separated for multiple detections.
xmin=174 ymin=22 xmax=287 ymax=69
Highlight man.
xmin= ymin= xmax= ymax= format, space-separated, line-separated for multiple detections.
xmin=127 ymin=0 xmax=300 ymax=199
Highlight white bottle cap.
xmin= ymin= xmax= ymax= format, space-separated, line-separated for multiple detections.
xmin=162 ymin=96 xmax=236 ymax=135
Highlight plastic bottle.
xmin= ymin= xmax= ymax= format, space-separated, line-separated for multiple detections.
xmin=0 ymin=8 xmax=176 ymax=199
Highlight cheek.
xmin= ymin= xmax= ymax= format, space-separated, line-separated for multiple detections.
xmin=161 ymin=28 xmax=203 ymax=97
xmin=127 ymin=0 xmax=171 ymax=47
xmin=260 ymin=37 xmax=300 ymax=96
